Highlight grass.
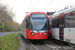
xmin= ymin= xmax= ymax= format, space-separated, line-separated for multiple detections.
xmin=0 ymin=32 xmax=20 ymax=50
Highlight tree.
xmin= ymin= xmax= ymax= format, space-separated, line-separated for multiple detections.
xmin=0 ymin=3 xmax=20 ymax=32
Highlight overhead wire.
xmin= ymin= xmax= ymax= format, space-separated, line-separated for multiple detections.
xmin=43 ymin=0 xmax=54 ymax=11
xmin=28 ymin=0 xmax=65 ymax=12
xmin=28 ymin=0 xmax=32 ymax=12
xmin=49 ymin=0 xmax=65 ymax=11
xmin=30 ymin=0 xmax=38 ymax=11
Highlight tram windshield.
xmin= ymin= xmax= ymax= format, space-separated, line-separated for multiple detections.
xmin=31 ymin=14 xmax=47 ymax=30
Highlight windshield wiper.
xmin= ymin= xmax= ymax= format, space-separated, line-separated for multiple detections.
xmin=34 ymin=27 xmax=39 ymax=32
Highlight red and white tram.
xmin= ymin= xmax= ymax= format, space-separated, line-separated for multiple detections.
xmin=21 ymin=12 xmax=48 ymax=40
xmin=50 ymin=6 xmax=75 ymax=44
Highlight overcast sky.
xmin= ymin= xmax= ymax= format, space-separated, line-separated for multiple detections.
xmin=1 ymin=0 xmax=75 ymax=24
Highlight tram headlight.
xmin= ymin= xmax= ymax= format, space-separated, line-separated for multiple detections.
xmin=44 ymin=32 xmax=46 ymax=35
xmin=32 ymin=32 xmax=34 ymax=35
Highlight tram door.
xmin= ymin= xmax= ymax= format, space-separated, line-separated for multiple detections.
xmin=59 ymin=17 xmax=64 ymax=40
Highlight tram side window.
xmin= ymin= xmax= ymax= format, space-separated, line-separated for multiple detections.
xmin=65 ymin=12 xmax=75 ymax=27
xmin=26 ymin=17 xmax=30 ymax=29
xmin=52 ymin=17 xmax=59 ymax=28
xmin=59 ymin=17 xmax=64 ymax=25
xmin=56 ymin=18 xmax=59 ymax=28
xmin=65 ymin=15 xmax=70 ymax=27
xmin=24 ymin=18 xmax=26 ymax=28
xmin=49 ymin=18 xmax=52 ymax=30
xmin=52 ymin=19 xmax=56 ymax=28
xmin=52 ymin=20 xmax=54 ymax=28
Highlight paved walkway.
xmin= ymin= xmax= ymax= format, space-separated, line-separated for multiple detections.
xmin=0 ymin=32 xmax=14 ymax=37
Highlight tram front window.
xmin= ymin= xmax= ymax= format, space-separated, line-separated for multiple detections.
xmin=31 ymin=14 xmax=47 ymax=30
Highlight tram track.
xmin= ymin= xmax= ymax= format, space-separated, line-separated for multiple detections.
xmin=19 ymin=34 xmax=74 ymax=50
xmin=26 ymin=39 xmax=74 ymax=50
xmin=27 ymin=40 xmax=39 ymax=50
xmin=18 ymin=33 xmax=75 ymax=50
xmin=44 ymin=40 xmax=74 ymax=50
xmin=26 ymin=40 xmax=52 ymax=50
xmin=45 ymin=43 xmax=74 ymax=50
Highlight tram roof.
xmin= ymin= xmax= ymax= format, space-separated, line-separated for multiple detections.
xmin=30 ymin=12 xmax=46 ymax=14
xmin=52 ymin=6 xmax=75 ymax=18
xmin=26 ymin=12 xmax=48 ymax=17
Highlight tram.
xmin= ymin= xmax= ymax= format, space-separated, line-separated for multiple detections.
xmin=21 ymin=12 xmax=48 ymax=40
xmin=51 ymin=6 xmax=75 ymax=44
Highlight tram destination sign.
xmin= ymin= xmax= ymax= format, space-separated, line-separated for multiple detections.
xmin=31 ymin=14 xmax=45 ymax=17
